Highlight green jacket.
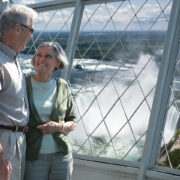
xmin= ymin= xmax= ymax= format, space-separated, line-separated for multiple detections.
xmin=25 ymin=76 xmax=76 ymax=161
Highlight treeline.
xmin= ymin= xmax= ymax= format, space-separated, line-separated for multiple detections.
xmin=23 ymin=31 xmax=165 ymax=62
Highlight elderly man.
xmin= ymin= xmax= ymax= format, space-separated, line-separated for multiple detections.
xmin=0 ymin=5 xmax=37 ymax=180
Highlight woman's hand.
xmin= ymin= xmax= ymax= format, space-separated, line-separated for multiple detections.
xmin=0 ymin=145 xmax=12 ymax=180
xmin=36 ymin=119 xmax=76 ymax=134
xmin=36 ymin=119 xmax=61 ymax=134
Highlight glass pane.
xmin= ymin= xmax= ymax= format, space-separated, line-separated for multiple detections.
xmin=16 ymin=0 xmax=173 ymax=164
xmin=70 ymin=0 xmax=172 ymax=162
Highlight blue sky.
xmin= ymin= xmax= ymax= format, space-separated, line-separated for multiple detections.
xmin=10 ymin=0 xmax=172 ymax=31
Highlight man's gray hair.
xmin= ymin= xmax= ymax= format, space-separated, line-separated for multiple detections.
xmin=32 ymin=42 xmax=69 ymax=70
xmin=0 ymin=5 xmax=37 ymax=36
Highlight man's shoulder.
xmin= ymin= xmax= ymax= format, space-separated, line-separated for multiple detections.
xmin=0 ymin=50 xmax=8 ymax=64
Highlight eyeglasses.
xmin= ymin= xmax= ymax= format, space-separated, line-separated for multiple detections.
xmin=20 ymin=24 xmax=34 ymax=34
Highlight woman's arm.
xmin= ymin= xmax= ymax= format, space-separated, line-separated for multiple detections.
xmin=60 ymin=121 xmax=76 ymax=134
xmin=36 ymin=119 xmax=76 ymax=134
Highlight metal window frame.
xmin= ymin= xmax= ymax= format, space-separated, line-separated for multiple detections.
xmin=29 ymin=0 xmax=180 ymax=177
xmin=60 ymin=0 xmax=84 ymax=80
xmin=28 ymin=0 xmax=180 ymax=178
xmin=28 ymin=0 xmax=126 ymax=13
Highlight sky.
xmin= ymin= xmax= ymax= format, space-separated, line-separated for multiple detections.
xmin=6 ymin=0 xmax=172 ymax=31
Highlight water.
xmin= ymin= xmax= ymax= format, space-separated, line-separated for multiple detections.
xmin=68 ymin=54 xmax=155 ymax=160
xmin=19 ymin=53 xmax=179 ymax=162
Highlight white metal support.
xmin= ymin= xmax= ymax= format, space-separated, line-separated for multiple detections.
xmin=61 ymin=0 xmax=84 ymax=81
xmin=82 ymin=0 xmax=126 ymax=6
xmin=137 ymin=0 xmax=180 ymax=180
xmin=29 ymin=0 xmax=76 ymax=12
xmin=29 ymin=0 xmax=124 ymax=13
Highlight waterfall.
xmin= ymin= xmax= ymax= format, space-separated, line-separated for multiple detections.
xmin=19 ymin=52 xmax=180 ymax=160
xmin=163 ymin=105 xmax=180 ymax=144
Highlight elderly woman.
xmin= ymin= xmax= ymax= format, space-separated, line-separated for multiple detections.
xmin=24 ymin=42 xmax=76 ymax=180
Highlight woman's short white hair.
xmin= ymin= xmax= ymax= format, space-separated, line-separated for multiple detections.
xmin=0 ymin=5 xmax=37 ymax=36
xmin=32 ymin=42 xmax=69 ymax=70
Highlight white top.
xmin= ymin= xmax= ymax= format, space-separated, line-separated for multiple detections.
xmin=31 ymin=77 xmax=60 ymax=154
xmin=0 ymin=41 xmax=29 ymax=126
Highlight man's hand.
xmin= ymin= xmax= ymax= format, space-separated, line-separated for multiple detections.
xmin=0 ymin=145 xmax=12 ymax=180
